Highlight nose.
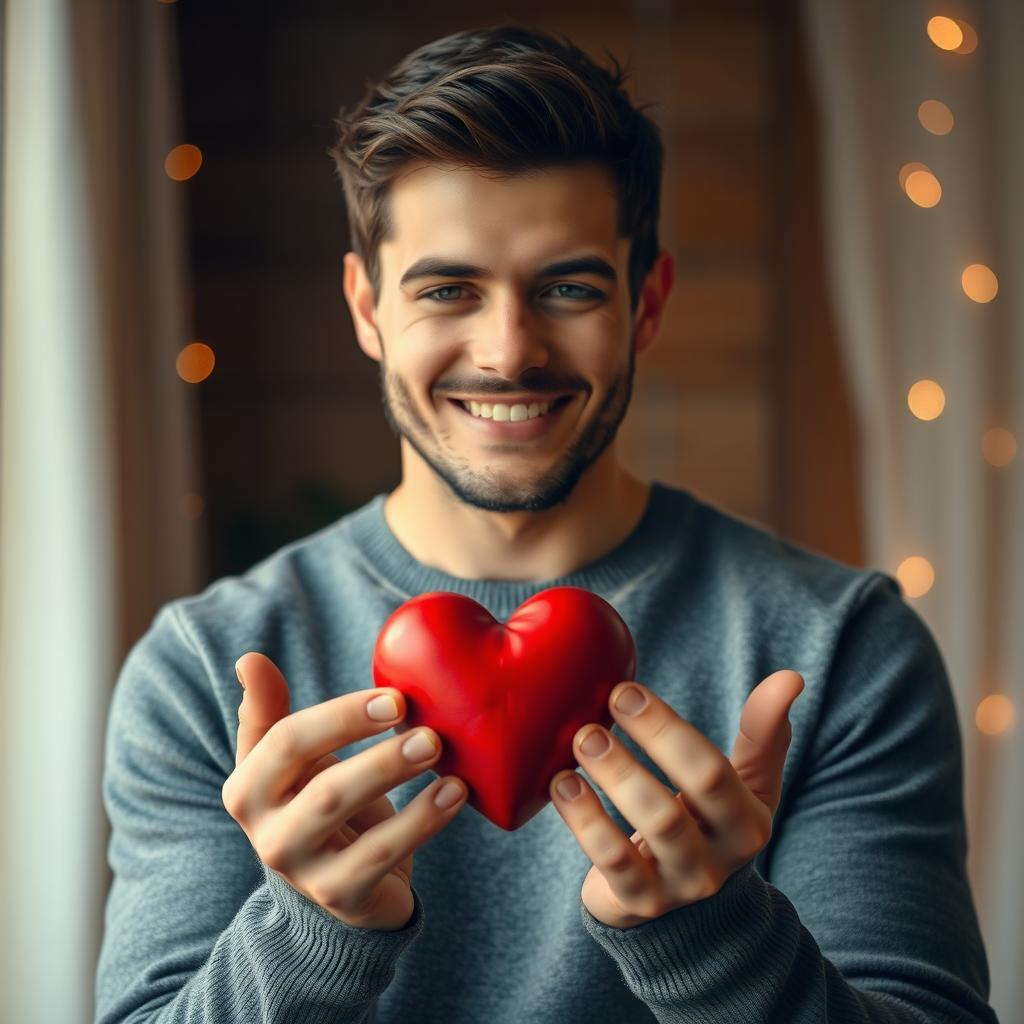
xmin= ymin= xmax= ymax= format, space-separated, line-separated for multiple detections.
xmin=467 ymin=288 xmax=550 ymax=381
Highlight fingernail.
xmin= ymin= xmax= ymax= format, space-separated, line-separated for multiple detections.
xmin=234 ymin=659 xmax=246 ymax=689
xmin=402 ymin=730 xmax=437 ymax=762
xmin=613 ymin=684 xmax=647 ymax=715
xmin=367 ymin=693 xmax=399 ymax=721
xmin=434 ymin=779 xmax=464 ymax=809
xmin=556 ymin=773 xmax=583 ymax=800
xmin=579 ymin=728 xmax=611 ymax=758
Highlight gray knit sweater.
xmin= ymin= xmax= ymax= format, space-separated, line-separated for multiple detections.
xmin=95 ymin=481 xmax=998 ymax=1023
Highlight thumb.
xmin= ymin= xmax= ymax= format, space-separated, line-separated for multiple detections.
xmin=234 ymin=652 xmax=292 ymax=767
xmin=729 ymin=669 xmax=805 ymax=815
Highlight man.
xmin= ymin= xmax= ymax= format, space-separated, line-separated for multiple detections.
xmin=95 ymin=24 xmax=997 ymax=1024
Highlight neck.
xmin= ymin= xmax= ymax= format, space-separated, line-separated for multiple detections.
xmin=383 ymin=448 xmax=651 ymax=582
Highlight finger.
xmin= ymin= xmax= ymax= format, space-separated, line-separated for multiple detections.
xmin=260 ymin=727 xmax=445 ymax=871
xmin=315 ymin=766 xmax=408 ymax=883
xmin=729 ymin=670 xmax=804 ymax=815
xmin=297 ymin=775 xmax=467 ymax=917
xmin=549 ymin=769 xmax=660 ymax=908
xmin=231 ymin=685 xmax=407 ymax=813
xmin=347 ymin=794 xmax=399 ymax=833
xmin=322 ymin=807 xmax=411 ymax=888
xmin=347 ymin=799 xmax=413 ymax=887
xmin=607 ymin=683 xmax=765 ymax=861
xmin=569 ymin=721 xmax=712 ymax=875
xmin=234 ymin=652 xmax=291 ymax=767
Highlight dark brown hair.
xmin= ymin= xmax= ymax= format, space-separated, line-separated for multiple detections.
xmin=327 ymin=24 xmax=664 ymax=313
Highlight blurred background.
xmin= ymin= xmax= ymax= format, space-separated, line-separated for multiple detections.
xmin=1 ymin=0 xmax=1020 ymax=1021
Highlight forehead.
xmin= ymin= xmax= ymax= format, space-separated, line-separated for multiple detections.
xmin=381 ymin=160 xmax=622 ymax=271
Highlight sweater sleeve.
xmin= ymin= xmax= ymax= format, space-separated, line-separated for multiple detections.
xmin=95 ymin=603 xmax=424 ymax=1024
xmin=578 ymin=573 xmax=999 ymax=1024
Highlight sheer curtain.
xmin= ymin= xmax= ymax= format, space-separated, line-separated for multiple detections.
xmin=0 ymin=2 xmax=202 ymax=1021
xmin=800 ymin=1 xmax=1022 ymax=1019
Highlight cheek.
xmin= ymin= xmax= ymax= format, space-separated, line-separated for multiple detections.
xmin=391 ymin=347 xmax=456 ymax=407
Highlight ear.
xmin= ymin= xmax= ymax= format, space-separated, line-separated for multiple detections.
xmin=632 ymin=248 xmax=675 ymax=357
xmin=343 ymin=250 xmax=384 ymax=362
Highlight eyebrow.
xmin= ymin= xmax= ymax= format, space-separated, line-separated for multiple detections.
xmin=398 ymin=254 xmax=618 ymax=289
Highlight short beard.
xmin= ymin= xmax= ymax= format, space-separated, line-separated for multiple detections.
xmin=377 ymin=328 xmax=636 ymax=513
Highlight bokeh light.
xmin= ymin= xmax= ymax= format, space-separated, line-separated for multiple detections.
xmin=165 ymin=143 xmax=203 ymax=181
xmin=176 ymin=342 xmax=216 ymax=383
xmin=907 ymin=379 xmax=946 ymax=420
xmin=898 ymin=161 xmax=930 ymax=190
xmin=918 ymin=99 xmax=954 ymax=135
xmin=981 ymin=427 xmax=1017 ymax=467
xmin=899 ymin=163 xmax=942 ymax=207
xmin=954 ymin=20 xmax=978 ymax=54
xmin=961 ymin=263 xmax=999 ymax=303
xmin=927 ymin=16 xmax=963 ymax=50
xmin=896 ymin=556 xmax=935 ymax=598
xmin=976 ymin=694 xmax=1016 ymax=736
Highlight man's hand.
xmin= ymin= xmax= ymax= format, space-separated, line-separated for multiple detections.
xmin=549 ymin=669 xmax=805 ymax=928
xmin=222 ymin=652 xmax=468 ymax=931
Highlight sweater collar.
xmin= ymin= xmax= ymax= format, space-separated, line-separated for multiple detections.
xmin=342 ymin=479 xmax=690 ymax=615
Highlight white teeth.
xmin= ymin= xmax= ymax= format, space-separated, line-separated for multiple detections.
xmin=462 ymin=399 xmax=556 ymax=421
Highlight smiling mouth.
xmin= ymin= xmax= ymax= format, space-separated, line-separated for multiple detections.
xmin=444 ymin=393 xmax=576 ymax=438
xmin=447 ymin=395 xmax=573 ymax=421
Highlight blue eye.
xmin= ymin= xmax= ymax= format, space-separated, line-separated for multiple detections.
xmin=423 ymin=285 xmax=468 ymax=302
xmin=549 ymin=283 xmax=596 ymax=299
xmin=420 ymin=283 xmax=601 ymax=303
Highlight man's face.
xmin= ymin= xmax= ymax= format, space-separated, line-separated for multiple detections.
xmin=361 ymin=160 xmax=641 ymax=513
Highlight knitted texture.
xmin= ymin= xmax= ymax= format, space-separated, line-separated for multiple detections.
xmin=95 ymin=482 xmax=998 ymax=1023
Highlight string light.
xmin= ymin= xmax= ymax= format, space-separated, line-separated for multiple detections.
xmin=176 ymin=342 xmax=216 ymax=383
xmin=915 ymin=17 xmax=1008 ymax=745
xmin=896 ymin=556 xmax=935 ymax=598
xmin=918 ymin=99 xmax=954 ymax=135
xmin=899 ymin=162 xmax=942 ymax=207
xmin=976 ymin=695 xmax=1016 ymax=736
xmin=981 ymin=428 xmax=1017 ymax=467
xmin=926 ymin=16 xmax=963 ymax=51
xmin=907 ymin=379 xmax=945 ymax=420
xmin=961 ymin=263 xmax=999 ymax=303
xmin=953 ymin=20 xmax=978 ymax=55
xmin=165 ymin=144 xmax=203 ymax=182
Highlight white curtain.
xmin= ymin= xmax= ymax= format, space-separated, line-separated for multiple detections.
xmin=0 ymin=2 xmax=202 ymax=1021
xmin=800 ymin=1 xmax=1023 ymax=1019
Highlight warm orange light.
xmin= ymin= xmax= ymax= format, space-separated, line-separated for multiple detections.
xmin=896 ymin=556 xmax=935 ymax=598
xmin=181 ymin=493 xmax=206 ymax=520
xmin=954 ymin=20 xmax=978 ymax=54
xmin=904 ymin=168 xmax=942 ymax=207
xmin=176 ymin=342 xmax=215 ymax=383
xmin=918 ymin=99 xmax=954 ymax=135
xmin=165 ymin=143 xmax=203 ymax=181
xmin=976 ymin=694 xmax=1016 ymax=736
xmin=927 ymin=16 xmax=963 ymax=50
xmin=961 ymin=263 xmax=999 ymax=303
xmin=898 ymin=162 xmax=931 ymax=191
xmin=907 ymin=379 xmax=945 ymax=420
xmin=981 ymin=427 xmax=1017 ymax=467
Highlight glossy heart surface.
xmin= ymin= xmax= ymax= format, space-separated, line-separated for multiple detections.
xmin=372 ymin=586 xmax=637 ymax=831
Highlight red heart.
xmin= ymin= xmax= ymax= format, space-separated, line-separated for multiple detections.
xmin=372 ymin=586 xmax=637 ymax=831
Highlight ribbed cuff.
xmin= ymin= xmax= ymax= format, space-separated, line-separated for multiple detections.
xmin=580 ymin=861 xmax=774 ymax=1011
xmin=258 ymin=864 xmax=425 ymax=1006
